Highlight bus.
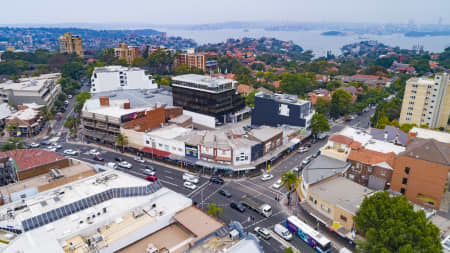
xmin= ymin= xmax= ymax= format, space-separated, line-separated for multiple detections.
xmin=285 ymin=216 xmax=331 ymax=253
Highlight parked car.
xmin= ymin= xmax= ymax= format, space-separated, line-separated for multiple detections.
xmin=30 ymin=142 xmax=40 ymax=148
xmin=302 ymin=156 xmax=312 ymax=166
xmin=345 ymin=117 xmax=352 ymax=122
xmin=304 ymin=143 xmax=312 ymax=148
xmin=292 ymin=167 xmax=300 ymax=173
xmin=89 ymin=149 xmax=100 ymax=156
xmin=261 ymin=174 xmax=274 ymax=181
xmin=218 ymin=189 xmax=232 ymax=198
xmin=274 ymin=224 xmax=292 ymax=241
xmin=210 ymin=176 xmax=224 ymax=184
xmin=317 ymin=133 xmax=329 ymax=140
xmin=183 ymin=181 xmax=197 ymax=190
xmin=46 ymin=147 xmax=57 ymax=152
xmin=64 ymin=100 xmax=69 ymax=105
xmin=67 ymin=95 xmax=73 ymax=99
xmin=118 ymin=161 xmax=132 ymax=169
xmin=145 ymin=165 xmax=155 ymax=171
xmin=93 ymin=156 xmax=104 ymax=161
xmin=145 ymin=176 xmax=158 ymax=182
xmin=40 ymin=140 xmax=51 ymax=146
xmin=254 ymin=227 xmax=271 ymax=240
xmin=230 ymin=201 xmax=246 ymax=212
xmin=143 ymin=169 xmax=156 ymax=176
xmin=297 ymin=147 xmax=309 ymax=153
xmin=134 ymin=157 xmax=145 ymax=163
xmin=63 ymin=149 xmax=78 ymax=155
xmin=272 ymin=179 xmax=282 ymax=189
xmin=115 ymin=157 xmax=124 ymax=162
xmin=312 ymin=150 xmax=321 ymax=158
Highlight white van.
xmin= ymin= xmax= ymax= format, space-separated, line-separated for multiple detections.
xmin=274 ymin=224 xmax=292 ymax=241
xmin=183 ymin=173 xmax=199 ymax=184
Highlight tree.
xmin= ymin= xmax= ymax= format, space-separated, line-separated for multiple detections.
xmin=376 ymin=115 xmax=390 ymax=129
xmin=279 ymin=73 xmax=313 ymax=96
xmin=315 ymin=97 xmax=331 ymax=115
xmin=116 ymin=133 xmax=128 ymax=152
xmin=40 ymin=107 xmax=54 ymax=121
xmin=399 ymin=123 xmax=417 ymax=133
xmin=245 ymin=89 xmax=258 ymax=108
xmin=311 ymin=113 xmax=330 ymax=136
xmin=420 ymin=124 xmax=429 ymax=129
xmin=0 ymin=137 xmax=24 ymax=151
xmin=330 ymin=89 xmax=353 ymax=118
xmin=62 ymin=62 xmax=85 ymax=80
xmin=354 ymin=191 xmax=442 ymax=253
xmin=64 ymin=116 xmax=80 ymax=131
xmin=74 ymin=92 xmax=91 ymax=113
xmin=132 ymin=57 xmax=147 ymax=67
xmin=206 ymin=203 xmax=223 ymax=217
xmin=280 ymin=171 xmax=298 ymax=206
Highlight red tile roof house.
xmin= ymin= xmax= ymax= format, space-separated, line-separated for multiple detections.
xmin=237 ymin=84 xmax=254 ymax=96
xmin=1 ymin=149 xmax=69 ymax=180
xmin=308 ymin=89 xmax=331 ymax=104
xmin=272 ymin=80 xmax=281 ymax=89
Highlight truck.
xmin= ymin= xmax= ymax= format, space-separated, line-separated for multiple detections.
xmin=240 ymin=195 xmax=272 ymax=217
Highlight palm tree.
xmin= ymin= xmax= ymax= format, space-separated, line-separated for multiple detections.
xmin=206 ymin=203 xmax=223 ymax=218
xmin=281 ymin=171 xmax=299 ymax=206
xmin=116 ymin=133 xmax=128 ymax=152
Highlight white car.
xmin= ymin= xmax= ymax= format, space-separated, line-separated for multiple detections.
xmin=118 ymin=161 xmax=132 ymax=169
xmin=184 ymin=181 xmax=197 ymax=190
xmin=89 ymin=149 xmax=100 ymax=156
xmin=67 ymin=95 xmax=73 ymax=99
xmin=106 ymin=162 xmax=118 ymax=169
xmin=261 ymin=174 xmax=274 ymax=181
xmin=274 ymin=224 xmax=292 ymax=241
xmin=46 ymin=147 xmax=57 ymax=152
xmin=134 ymin=157 xmax=145 ymax=163
xmin=254 ymin=227 xmax=271 ymax=240
xmin=292 ymin=167 xmax=300 ymax=173
xmin=30 ymin=142 xmax=40 ymax=148
xmin=63 ymin=149 xmax=78 ymax=155
xmin=143 ymin=169 xmax=156 ymax=176
xmin=49 ymin=144 xmax=62 ymax=150
xmin=272 ymin=179 xmax=282 ymax=189
xmin=298 ymin=147 xmax=309 ymax=153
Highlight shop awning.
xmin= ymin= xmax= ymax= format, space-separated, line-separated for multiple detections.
xmin=141 ymin=147 xmax=170 ymax=158
xmin=182 ymin=156 xmax=198 ymax=165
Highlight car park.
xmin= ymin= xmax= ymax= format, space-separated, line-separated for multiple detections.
xmin=143 ymin=169 xmax=156 ymax=176
xmin=134 ymin=157 xmax=145 ymax=163
xmin=254 ymin=227 xmax=271 ymax=240
xmin=63 ymin=149 xmax=78 ymax=155
xmin=183 ymin=181 xmax=197 ymax=190
xmin=89 ymin=149 xmax=100 ymax=156
xmin=118 ymin=161 xmax=132 ymax=169
xmin=272 ymin=179 xmax=282 ymax=189
xmin=30 ymin=142 xmax=40 ymax=148
xmin=230 ymin=201 xmax=246 ymax=212
xmin=297 ymin=146 xmax=309 ymax=153
xmin=218 ymin=189 xmax=232 ymax=198
xmin=261 ymin=174 xmax=274 ymax=181
xmin=145 ymin=176 xmax=158 ymax=182
xmin=93 ymin=156 xmax=104 ymax=161
xmin=312 ymin=150 xmax=321 ymax=158
xmin=210 ymin=176 xmax=224 ymax=184
xmin=274 ymin=224 xmax=292 ymax=241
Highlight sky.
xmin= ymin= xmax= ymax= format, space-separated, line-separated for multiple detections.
xmin=2 ymin=0 xmax=450 ymax=25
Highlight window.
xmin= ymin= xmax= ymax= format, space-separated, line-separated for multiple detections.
xmin=400 ymin=188 xmax=406 ymax=194
xmin=340 ymin=215 xmax=347 ymax=222
xmin=356 ymin=162 xmax=360 ymax=169
xmin=380 ymin=169 xmax=386 ymax=176
xmin=405 ymin=167 xmax=410 ymax=174
xmin=402 ymin=178 xmax=408 ymax=185
xmin=410 ymin=96 xmax=416 ymax=99
xmin=368 ymin=166 xmax=373 ymax=173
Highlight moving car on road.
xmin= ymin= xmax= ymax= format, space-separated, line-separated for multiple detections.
xmin=89 ymin=149 xmax=100 ymax=156
xmin=254 ymin=227 xmax=271 ymax=240
xmin=183 ymin=173 xmax=199 ymax=184
xmin=261 ymin=174 xmax=274 ymax=181
xmin=134 ymin=157 xmax=145 ymax=163
xmin=210 ymin=176 xmax=224 ymax=184
xmin=230 ymin=201 xmax=246 ymax=212
xmin=63 ymin=149 xmax=78 ymax=155
xmin=93 ymin=156 xmax=104 ymax=161
xmin=218 ymin=189 xmax=232 ymax=198
xmin=143 ymin=169 xmax=156 ymax=176
xmin=118 ymin=161 xmax=132 ymax=169
xmin=183 ymin=181 xmax=197 ymax=190
xmin=274 ymin=224 xmax=292 ymax=241
xmin=272 ymin=179 xmax=282 ymax=189
xmin=302 ymin=156 xmax=312 ymax=166
xmin=312 ymin=150 xmax=321 ymax=158
xmin=115 ymin=157 xmax=124 ymax=162
xmin=46 ymin=147 xmax=57 ymax=152
xmin=30 ymin=142 xmax=40 ymax=148
xmin=241 ymin=195 xmax=272 ymax=217
xmin=297 ymin=146 xmax=309 ymax=153
xmin=106 ymin=162 xmax=117 ymax=169
xmin=145 ymin=176 xmax=158 ymax=182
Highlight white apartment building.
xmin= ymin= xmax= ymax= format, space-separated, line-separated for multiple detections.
xmin=399 ymin=73 xmax=450 ymax=129
xmin=90 ymin=66 xmax=157 ymax=93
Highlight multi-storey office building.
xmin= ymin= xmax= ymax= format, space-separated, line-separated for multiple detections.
xmin=58 ymin=32 xmax=83 ymax=57
xmin=171 ymin=74 xmax=245 ymax=122
xmin=399 ymin=73 xmax=450 ymax=129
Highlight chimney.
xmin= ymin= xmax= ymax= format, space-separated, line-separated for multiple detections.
xmin=406 ymin=132 xmax=417 ymax=147
xmin=123 ymin=102 xmax=130 ymax=109
xmin=99 ymin=97 xmax=109 ymax=106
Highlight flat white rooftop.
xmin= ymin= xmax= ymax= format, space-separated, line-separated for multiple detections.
xmin=0 ymin=170 xmax=192 ymax=253
xmin=148 ymin=125 xmax=192 ymax=140
xmin=172 ymin=74 xmax=233 ymax=87
xmin=0 ymin=73 xmax=60 ymax=91
xmin=83 ymin=98 xmax=156 ymax=119
xmin=410 ymin=127 xmax=450 ymax=144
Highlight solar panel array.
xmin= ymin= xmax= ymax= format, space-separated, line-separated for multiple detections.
xmin=21 ymin=181 xmax=161 ymax=232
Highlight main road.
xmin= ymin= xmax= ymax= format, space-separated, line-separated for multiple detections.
xmin=44 ymin=106 xmax=374 ymax=253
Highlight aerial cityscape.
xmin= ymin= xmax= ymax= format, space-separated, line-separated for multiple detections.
xmin=0 ymin=0 xmax=449 ymax=252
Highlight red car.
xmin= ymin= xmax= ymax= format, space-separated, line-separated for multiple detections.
xmin=145 ymin=176 xmax=158 ymax=182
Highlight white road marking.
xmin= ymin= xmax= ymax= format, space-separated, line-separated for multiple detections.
xmin=187 ymin=181 xmax=210 ymax=198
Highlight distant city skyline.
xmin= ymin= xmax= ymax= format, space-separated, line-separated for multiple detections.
xmin=1 ymin=0 xmax=449 ymax=25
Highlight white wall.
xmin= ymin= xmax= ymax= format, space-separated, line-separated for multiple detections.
xmin=232 ymin=146 xmax=251 ymax=166
xmin=145 ymin=134 xmax=186 ymax=157
xmin=91 ymin=67 xmax=157 ymax=93
xmin=183 ymin=110 xmax=216 ymax=129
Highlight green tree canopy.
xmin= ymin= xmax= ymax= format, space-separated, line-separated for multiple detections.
xmin=354 ymin=191 xmax=442 ymax=253
xmin=311 ymin=113 xmax=330 ymax=135
xmin=279 ymin=73 xmax=313 ymax=96
xmin=330 ymin=89 xmax=353 ymax=118
xmin=206 ymin=203 xmax=223 ymax=217
xmin=315 ymin=97 xmax=331 ymax=115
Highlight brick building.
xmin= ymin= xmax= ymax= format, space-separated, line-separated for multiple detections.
xmin=5 ymin=104 xmax=43 ymax=138
xmin=174 ymin=53 xmax=206 ymax=72
xmin=390 ymin=138 xmax=450 ymax=209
